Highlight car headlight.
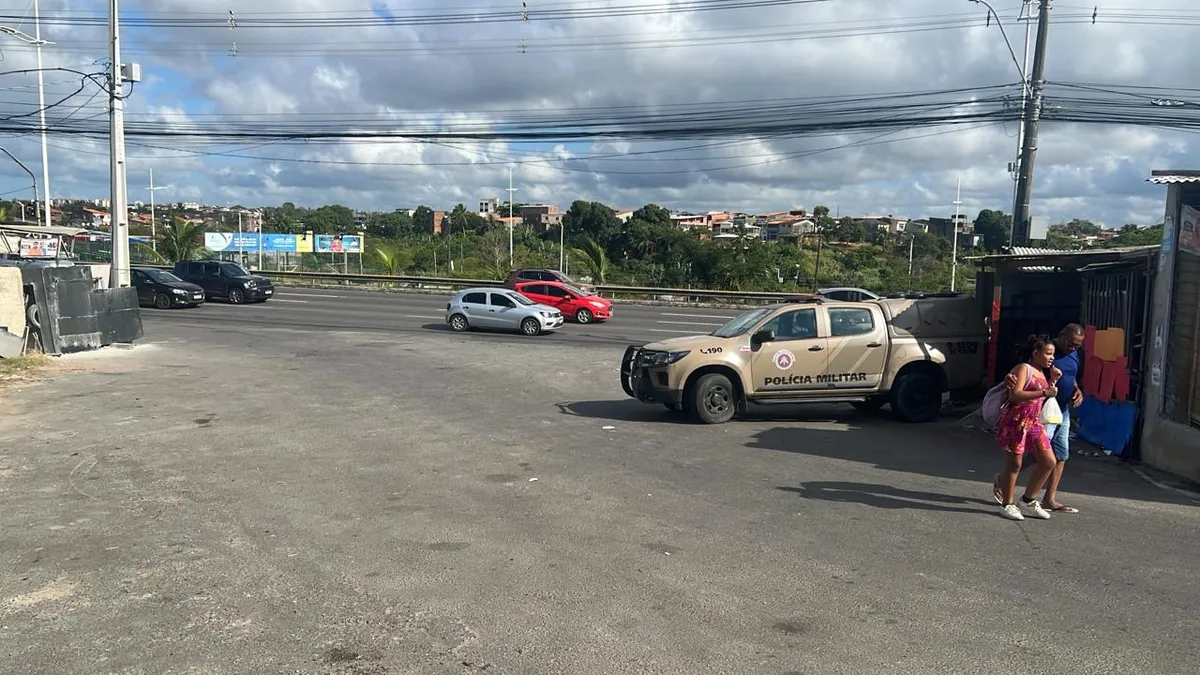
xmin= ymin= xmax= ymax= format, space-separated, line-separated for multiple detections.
xmin=244 ymin=280 xmax=257 ymax=288
xmin=589 ymin=301 xmax=606 ymax=308
xmin=171 ymin=288 xmax=187 ymax=295
xmin=641 ymin=350 xmax=690 ymax=366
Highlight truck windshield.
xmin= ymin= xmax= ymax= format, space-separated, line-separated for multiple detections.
xmin=711 ymin=307 xmax=774 ymax=338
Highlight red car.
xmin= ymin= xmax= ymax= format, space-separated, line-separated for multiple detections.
xmin=514 ymin=281 xmax=613 ymax=324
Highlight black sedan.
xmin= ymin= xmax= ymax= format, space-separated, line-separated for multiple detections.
xmin=132 ymin=267 xmax=206 ymax=309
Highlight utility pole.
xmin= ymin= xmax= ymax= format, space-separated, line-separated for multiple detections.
xmin=951 ymin=177 xmax=962 ymax=292
xmin=559 ymin=221 xmax=565 ymax=272
xmin=34 ymin=0 xmax=51 ymax=228
xmin=108 ymin=0 xmax=131 ymax=288
xmin=506 ymin=167 xmax=517 ymax=268
xmin=908 ymin=233 xmax=915 ymax=276
xmin=1009 ymin=0 xmax=1035 ymax=247
xmin=0 ymin=147 xmax=39 ymax=222
xmin=1011 ymin=0 xmax=1051 ymax=247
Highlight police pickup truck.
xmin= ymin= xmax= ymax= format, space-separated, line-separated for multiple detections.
xmin=620 ymin=295 xmax=987 ymax=424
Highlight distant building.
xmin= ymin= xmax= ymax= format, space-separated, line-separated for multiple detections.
xmin=928 ymin=215 xmax=974 ymax=240
xmin=430 ymin=210 xmax=446 ymax=235
xmin=615 ymin=210 xmax=635 ymax=223
xmin=478 ymin=198 xmax=501 ymax=217
xmin=520 ymin=204 xmax=562 ymax=233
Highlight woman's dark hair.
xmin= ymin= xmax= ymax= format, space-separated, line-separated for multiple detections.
xmin=1026 ymin=333 xmax=1054 ymax=359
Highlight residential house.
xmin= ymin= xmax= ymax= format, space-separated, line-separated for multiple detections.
xmin=615 ymin=210 xmax=635 ymax=223
xmin=82 ymin=207 xmax=110 ymax=229
xmin=670 ymin=212 xmax=709 ymax=230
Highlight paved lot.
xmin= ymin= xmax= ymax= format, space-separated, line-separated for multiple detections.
xmin=1 ymin=317 xmax=1197 ymax=675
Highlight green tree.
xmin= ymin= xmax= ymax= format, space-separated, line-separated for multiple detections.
xmin=973 ymin=209 xmax=1012 ymax=251
xmin=412 ymin=206 xmax=434 ymax=234
xmin=572 ymin=237 xmax=609 ymax=283
xmin=144 ymin=217 xmax=207 ymax=263
xmin=563 ymin=200 xmax=622 ymax=256
xmin=631 ymin=203 xmax=672 ymax=228
xmin=1052 ymin=218 xmax=1102 ymax=237
xmin=373 ymin=245 xmax=413 ymax=275
xmin=1109 ymin=223 xmax=1164 ymax=247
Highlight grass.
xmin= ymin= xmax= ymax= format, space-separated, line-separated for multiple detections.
xmin=0 ymin=353 xmax=50 ymax=386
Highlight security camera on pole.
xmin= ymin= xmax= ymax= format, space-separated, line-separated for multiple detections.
xmin=108 ymin=0 xmax=141 ymax=288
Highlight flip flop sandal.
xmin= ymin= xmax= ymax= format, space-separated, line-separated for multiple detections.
xmin=1049 ymin=504 xmax=1079 ymax=513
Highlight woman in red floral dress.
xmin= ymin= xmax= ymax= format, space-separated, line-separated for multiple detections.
xmin=992 ymin=335 xmax=1060 ymax=521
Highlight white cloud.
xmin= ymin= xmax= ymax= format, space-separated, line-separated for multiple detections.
xmin=0 ymin=0 xmax=1196 ymax=228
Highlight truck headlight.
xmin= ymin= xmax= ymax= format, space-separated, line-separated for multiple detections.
xmin=642 ymin=350 xmax=690 ymax=366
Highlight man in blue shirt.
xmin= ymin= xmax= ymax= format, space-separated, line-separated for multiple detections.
xmin=1041 ymin=324 xmax=1085 ymax=513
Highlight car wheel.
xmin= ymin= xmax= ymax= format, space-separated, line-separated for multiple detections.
xmin=449 ymin=314 xmax=469 ymax=332
xmin=154 ymin=293 xmax=172 ymax=310
xmin=890 ymin=372 xmax=942 ymax=423
xmin=852 ymin=396 xmax=887 ymax=413
xmin=520 ymin=317 xmax=541 ymax=336
xmin=228 ymin=288 xmax=245 ymax=304
xmin=686 ymin=373 xmax=737 ymax=424
xmin=576 ymin=308 xmax=593 ymax=324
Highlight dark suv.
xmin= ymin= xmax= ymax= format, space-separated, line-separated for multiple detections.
xmin=172 ymin=260 xmax=274 ymax=304
xmin=503 ymin=268 xmax=595 ymax=294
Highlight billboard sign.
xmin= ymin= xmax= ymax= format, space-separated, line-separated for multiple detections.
xmin=19 ymin=238 xmax=59 ymax=258
xmin=204 ymin=232 xmax=259 ymax=252
xmin=315 ymin=234 xmax=363 ymax=254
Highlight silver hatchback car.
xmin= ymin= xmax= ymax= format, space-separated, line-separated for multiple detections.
xmin=445 ymin=287 xmax=564 ymax=336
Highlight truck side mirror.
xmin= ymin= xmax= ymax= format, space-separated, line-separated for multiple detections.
xmin=751 ymin=329 xmax=775 ymax=348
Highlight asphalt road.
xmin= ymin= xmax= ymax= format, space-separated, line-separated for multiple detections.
xmin=140 ymin=285 xmax=746 ymax=347
xmin=2 ymin=300 xmax=1198 ymax=675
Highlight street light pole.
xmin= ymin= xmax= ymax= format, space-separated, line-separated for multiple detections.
xmin=0 ymin=147 xmax=39 ymax=221
xmin=506 ymin=167 xmax=517 ymax=268
xmin=145 ymin=168 xmax=169 ymax=253
xmin=951 ymin=177 xmax=963 ymax=292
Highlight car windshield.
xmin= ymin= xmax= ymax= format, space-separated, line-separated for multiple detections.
xmin=146 ymin=269 xmax=183 ymax=283
xmin=508 ymin=292 xmax=535 ymax=306
xmin=220 ymin=262 xmax=250 ymax=276
xmin=711 ymin=307 xmax=775 ymax=338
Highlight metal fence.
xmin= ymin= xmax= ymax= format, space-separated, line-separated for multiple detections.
xmin=141 ymin=265 xmax=799 ymax=305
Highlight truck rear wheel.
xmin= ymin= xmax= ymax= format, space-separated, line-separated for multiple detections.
xmin=686 ymin=373 xmax=736 ymax=424
xmin=890 ymin=372 xmax=942 ymax=423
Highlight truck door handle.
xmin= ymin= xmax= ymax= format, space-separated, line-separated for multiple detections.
xmin=808 ymin=345 xmax=824 ymax=352
xmin=867 ymin=342 xmax=882 ymax=348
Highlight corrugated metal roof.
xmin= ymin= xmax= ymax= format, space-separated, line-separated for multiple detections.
xmin=1007 ymin=246 xmax=1061 ymax=256
xmin=1148 ymin=170 xmax=1200 ymax=184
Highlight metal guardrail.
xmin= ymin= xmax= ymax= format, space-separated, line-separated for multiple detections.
xmin=229 ymin=268 xmax=798 ymax=304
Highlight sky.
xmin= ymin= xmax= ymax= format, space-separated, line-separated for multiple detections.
xmin=0 ymin=0 xmax=1197 ymax=227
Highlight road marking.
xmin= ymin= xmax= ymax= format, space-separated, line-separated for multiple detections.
xmin=405 ymin=315 xmax=443 ymax=320
xmin=647 ymin=328 xmax=701 ymax=334
xmin=282 ymin=293 xmax=342 ymax=298
xmin=661 ymin=312 xmax=735 ymax=319
xmin=655 ymin=320 xmax=723 ymax=326
xmin=272 ymin=299 xmax=308 ymax=304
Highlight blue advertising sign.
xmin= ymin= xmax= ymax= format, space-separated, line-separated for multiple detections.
xmin=261 ymin=233 xmax=298 ymax=252
xmin=204 ymin=232 xmax=259 ymax=252
xmin=315 ymin=234 xmax=363 ymax=254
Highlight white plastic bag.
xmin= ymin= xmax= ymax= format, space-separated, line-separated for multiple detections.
xmin=1040 ymin=395 xmax=1063 ymax=426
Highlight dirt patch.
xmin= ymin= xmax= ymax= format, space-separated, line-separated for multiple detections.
xmin=3 ymin=578 xmax=78 ymax=612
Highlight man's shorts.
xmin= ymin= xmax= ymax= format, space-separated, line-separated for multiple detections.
xmin=1043 ymin=410 xmax=1070 ymax=461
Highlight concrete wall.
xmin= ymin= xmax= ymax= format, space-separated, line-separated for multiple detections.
xmin=1141 ymin=180 xmax=1200 ymax=484
xmin=0 ymin=266 xmax=25 ymax=338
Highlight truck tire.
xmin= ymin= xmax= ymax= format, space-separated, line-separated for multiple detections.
xmin=890 ymin=372 xmax=942 ymax=423
xmin=686 ymin=373 xmax=737 ymax=424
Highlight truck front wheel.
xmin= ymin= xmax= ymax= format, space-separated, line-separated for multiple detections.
xmin=686 ymin=373 xmax=737 ymax=424
xmin=890 ymin=372 xmax=942 ymax=423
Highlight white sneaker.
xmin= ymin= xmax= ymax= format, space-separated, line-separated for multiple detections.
xmin=1001 ymin=504 xmax=1025 ymax=521
xmin=1019 ymin=498 xmax=1051 ymax=520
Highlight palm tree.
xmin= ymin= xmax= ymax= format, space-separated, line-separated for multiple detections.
xmin=572 ymin=237 xmax=609 ymax=284
xmin=373 ymin=245 xmax=411 ymax=275
xmin=140 ymin=217 xmax=206 ymax=263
